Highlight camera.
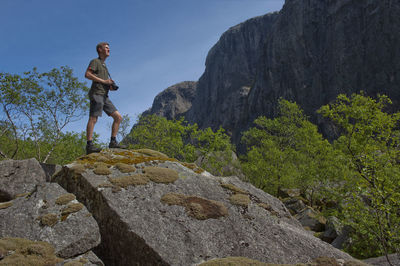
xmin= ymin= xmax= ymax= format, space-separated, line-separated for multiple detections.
xmin=111 ymin=82 xmax=119 ymax=90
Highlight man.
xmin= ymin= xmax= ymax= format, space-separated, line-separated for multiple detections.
xmin=85 ymin=42 xmax=124 ymax=154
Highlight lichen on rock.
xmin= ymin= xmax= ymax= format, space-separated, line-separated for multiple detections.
xmin=0 ymin=201 xmax=12 ymax=209
xmin=109 ymin=174 xmax=149 ymax=188
xmin=134 ymin=148 xmax=169 ymax=158
xmin=55 ymin=193 xmax=76 ymax=205
xmin=115 ymin=162 xmax=136 ymax=173
xmin=39 ymin=213 xmax=59 ymax=227
xmin=258 ymin=203 xmax=280 ymax=217
xmin=144 ymin=166 xmax=179 ymax=183
xmin=220 ymin=182 xmax=248 ymax=194
xmin=93 ymin=163 xmax=111 ymax=175
xmin=70 ymin=164 xmax=86 ymax=175
xmin=199 ymin=256 xmax=266 ymax=266
xmin=0 ymin=237 xmax=63 ymax=265
xmin=61 ymin=203 xmax=84 ymax=216
xmin=229 ymin=194 xmax=251 ymax=207
xmin=161 ymin=193 xmax=228 ymax=220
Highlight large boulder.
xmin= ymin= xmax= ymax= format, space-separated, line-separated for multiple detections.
xmin=295 ymin=207 xmax=327 ymax=232
xmin=0 ymin=158 xmax=101 ymax=260
xmin=54 ymin=149 xmax=353 ymax=266
xmin=0 ymin=183 xmax=101 ymax=258
xmin=0 ymin=158 xmax=47 ymax=201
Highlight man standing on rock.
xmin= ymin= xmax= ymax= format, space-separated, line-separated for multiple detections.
xmin=85 ymin=42 xmax=124 ymax=154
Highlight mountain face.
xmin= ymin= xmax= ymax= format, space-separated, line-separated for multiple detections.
xmin=145 ymin=0 xmax=400 ymax=144
xmin=142 ymin=81 xmax=197 ymax=120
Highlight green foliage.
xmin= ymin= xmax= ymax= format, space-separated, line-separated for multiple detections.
xmin=126 ymin=114 xmax=234 ymax=171
xmin=118 ymin=114 xmax=132 ymax=141
xmin=241 ymin=99 xmax=349 ymax=203
xmin=319 ymin=92 xmax=400 ymax=260
xmin=0 ymin=67 xmax=89 ymax=163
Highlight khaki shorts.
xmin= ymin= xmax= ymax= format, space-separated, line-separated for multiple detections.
xmin=89 ymin=93 xmax=117 ymax=117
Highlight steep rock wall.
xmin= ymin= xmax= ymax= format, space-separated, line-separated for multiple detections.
xmin=145 ymin=0 xmax=400 ymax=145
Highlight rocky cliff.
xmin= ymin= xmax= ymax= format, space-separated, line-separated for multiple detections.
xmin=145 ymin=0 xmax=400 ymax=144
xmin=143 ymin=81 xmax=197 ymax=120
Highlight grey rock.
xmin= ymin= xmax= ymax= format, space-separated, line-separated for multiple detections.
xmin=363 ymin=253 xmax=399 ymax=266
xmin=283 ymin=197 xmax=307 ymax=215
xmin=0 ymin=158 xmax=46 ymax=201
xmin=0 ymin=182 xmax=101 ymax=258
xmin=295 ymin=207 xmax=327 ymax=232
xmin=322 ymin=216 xmax=343 ymax=244
xmin=58 ymin=251 xmax=105 ymax=266
xmin=143 ymin=81 xmax=197 ymax=120
xmin=55 ymin=149 xmax=352 ymax=266
xmin=40 ymin=162 xmax=62 ymax=182
xmin=331 ymin=225 xmax=353 ymax=250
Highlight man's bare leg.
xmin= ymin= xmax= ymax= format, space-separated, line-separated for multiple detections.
xmin=86 ymin=116 xmax=98 ymax=141
xmin=109 ymin=111 xmax=125 ymax=148
xmin=86 ymin=116 xmax=101 ymax=154
xmin=110 ymin=111 xmax=122 ymax=138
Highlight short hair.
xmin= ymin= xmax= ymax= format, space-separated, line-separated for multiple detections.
xmin=96 ymin=42 xmax=109 ymax=54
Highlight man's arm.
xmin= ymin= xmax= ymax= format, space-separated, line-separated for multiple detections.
xmin=85 ymin=68 xmax=114 ymax=85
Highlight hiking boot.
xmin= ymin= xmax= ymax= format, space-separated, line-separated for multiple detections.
xmin=109 ymin=140 xmax=126 ymax=149
xmin=86 ymin=143 xmax=101 ymax=155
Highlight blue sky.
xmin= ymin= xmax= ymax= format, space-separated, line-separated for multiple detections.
xmin=1 ymin=0 xmax=284 ymax=143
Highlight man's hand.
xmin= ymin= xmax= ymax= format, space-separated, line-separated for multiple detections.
xmin=103 ymin=79 xmax=114 ymax=85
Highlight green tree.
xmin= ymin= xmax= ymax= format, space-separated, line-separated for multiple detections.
xmin=0 ymin=66 xmax=89 ymax=163
xmin=241 ymin=99 xmax=348 ymax=202
xmin=126 ymin=114 xmax=234 ymax=169
xmin=319 ymin=92 xmax=400 ymax=263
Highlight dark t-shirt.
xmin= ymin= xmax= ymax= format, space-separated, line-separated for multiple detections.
xmin=88 ymin=58 xmax=109 ymax=95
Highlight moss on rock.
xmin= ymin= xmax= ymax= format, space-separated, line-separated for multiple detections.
xmin=61 ymin=203 xmax=84 ymax=216
xmin=160 ymin=192 xmax=186 ymax=206
xmin=93 ymin=163 xmax=111 ymax=175
xmin=55 ymin=193 xmax=76 ymax=205
xmin=39 ymin=213 xmax=59 ymax=227
xmin=220 ymin=183 xmax=248 ymax=194
xmin=115 ymin=162 xmax=136 ymax=173
xmin=63 ymin=261 xmax=85 ymax=266
xmin=161 ymin=193 xmax=228 ymax=220
xmin=135 ymin=149 xmax=169 ymax=158
xmin=144 ymin=166 xmax=179 ymax=183
xmin=312 ymin=257 xmax=341 ymax=266
xmin=0 ymin=201 xmax=12 ymax=209
xmin=199 ymin=257 xmax=267 ymax=265
xmin=229 ymin=194 xmax=251 ymax=207
xmin=109 ymin=174 xmax=149 ymax=188
xmin=181 ymin=162 xmax=205 ymax=174
xmin=70 ymin=164 xmax=86 ymax=175
xmin=258 ymin=203 xmax=280 ymax=217
xmin=0 ymin=237 xmax=63 ymax=265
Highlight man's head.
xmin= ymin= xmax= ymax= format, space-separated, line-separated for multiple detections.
xmin=96 ymin=42 xmax=110 ymax=58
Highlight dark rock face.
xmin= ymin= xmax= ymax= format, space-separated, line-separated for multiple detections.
xmin=143 ymin=81 xmax=197 ymax=120
xmin=146 ymin=0 xmax=400 ymax=144
xmin=54 ymin=149 xmax=352 ymax=266
xmin=247 ymin=0 xmax=400 ymax=140
xmin=186 ymin=12 xmax=279 ymax=139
